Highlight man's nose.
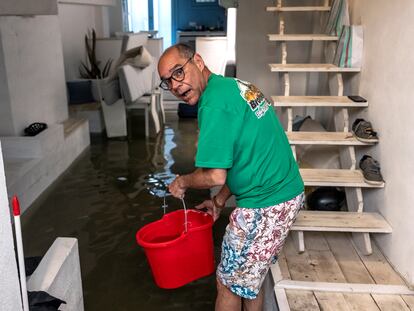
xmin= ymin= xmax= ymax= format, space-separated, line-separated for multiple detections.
xmin=171 ymin=79 xmax=182 ymax=92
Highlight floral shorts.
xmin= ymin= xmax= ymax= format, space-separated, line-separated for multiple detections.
xmin=217 ymin=192 xmax=304 ymax=299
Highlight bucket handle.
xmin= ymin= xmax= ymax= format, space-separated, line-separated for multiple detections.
xmin=181 ymin=197 xmax=188 ymax=233
xmin=162 ymin=189 xmax=188 ymax=233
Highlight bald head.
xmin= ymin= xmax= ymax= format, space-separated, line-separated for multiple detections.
xmin=158 ymin=44 xmax=211 ymax=106
xmin=164 ymin=43 xmax=194 ymax=59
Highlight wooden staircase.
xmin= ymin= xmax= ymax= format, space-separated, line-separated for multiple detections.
xmin=266 ymin=0 xmax=391 ymax=256
xmin=265 ymin=1 xmax=400 ymax=309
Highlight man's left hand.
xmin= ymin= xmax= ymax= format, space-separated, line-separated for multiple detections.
xmin=168 ymin=175 xmax=186 ymax=198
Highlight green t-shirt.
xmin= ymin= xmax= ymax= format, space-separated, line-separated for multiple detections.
xmin=195 ymin=74 xmax=304 ymax=208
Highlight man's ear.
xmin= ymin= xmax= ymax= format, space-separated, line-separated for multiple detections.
xmin=193 ymin=53 xmax=205 ymax=72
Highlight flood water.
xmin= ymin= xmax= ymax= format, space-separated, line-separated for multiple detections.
xmin=21 ymin=113 xmax=231 ymax=311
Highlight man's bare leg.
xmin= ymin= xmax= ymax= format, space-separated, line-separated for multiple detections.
xmin=242 ymin=287 xmax=264 ymax=311
xmin=215 ymin=279 xmax=241 ymax=311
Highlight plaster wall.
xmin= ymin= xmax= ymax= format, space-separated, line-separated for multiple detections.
xmin=58 ymin=4 xmax=105 ymax=80
xmin=58 ymin=2 xmax=123 ymax=80
xmin=107 ymin=0 xmax=124 ymax=36
xmin=0 ymin=0 xmax=57 ymax=16
xmin=236 ymin=0 xmax=324 ymax=100
xmin=0 ymin=37 xmax=14 ymax=135
xmin=0 ymin=142 xmax=23 ymax=311
xmin=347 ymin=0 xmax=414 ymax=285
xmin=0 ymin=15 xmax=68 ymax=136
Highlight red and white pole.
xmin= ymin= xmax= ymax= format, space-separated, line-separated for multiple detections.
xmin=12 ymin=196 xmax=30 ymax=311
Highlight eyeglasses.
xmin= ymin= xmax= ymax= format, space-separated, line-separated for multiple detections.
xmin=159 ymin=55 xmax=194 ymax=90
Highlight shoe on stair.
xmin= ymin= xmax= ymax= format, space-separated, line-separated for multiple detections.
xmin=359 ymin=155 xmax=384 ymax=185
xmin=352 ymin=118 xmax=378 ymax=142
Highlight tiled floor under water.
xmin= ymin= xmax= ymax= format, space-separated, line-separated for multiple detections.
xmin=22 ymin=113 xmax=231 ymax=311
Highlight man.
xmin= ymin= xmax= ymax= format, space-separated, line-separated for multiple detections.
xmin=158 ymin=43 xmax=304 ymax=311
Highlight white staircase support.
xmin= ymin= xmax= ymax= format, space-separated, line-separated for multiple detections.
xmin=279 ymin=9 xmax=303 ymax=253
xmin=270 ymin=1 xmax=373 ymax=255
xmin=291 ymin=230 xmax=305 ymax=253
xmin=333 ymin=73 xmax=371 ymax=255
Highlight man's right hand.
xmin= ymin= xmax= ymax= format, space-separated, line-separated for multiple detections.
xmin=195 ymin=199 xmax=221 ymax=222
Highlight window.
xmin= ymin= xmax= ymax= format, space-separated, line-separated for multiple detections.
xmin=125 ymin=0 xmax=172 ymax=49
xmin=128 ymin=0 xmax=149 ymax=32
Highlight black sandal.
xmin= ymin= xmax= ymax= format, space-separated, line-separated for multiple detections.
xmin=24 ymin=122 xmax=47 ymax=136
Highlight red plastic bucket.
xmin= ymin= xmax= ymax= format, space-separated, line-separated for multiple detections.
xmin=136 ymin=209 xmax=215 ymax=289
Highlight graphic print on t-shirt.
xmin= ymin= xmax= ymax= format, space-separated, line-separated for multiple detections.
xmin=235 ymin=79 xmax=270 ymax=119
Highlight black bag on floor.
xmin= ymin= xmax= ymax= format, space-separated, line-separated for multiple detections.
xmin=178 ymin=103 xmax=198 ymax=118
xmin=28 ymin=291 xmax=66 ymax=310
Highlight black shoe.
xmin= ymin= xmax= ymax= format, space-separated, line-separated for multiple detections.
xmin=359 ymin=155 xmax=384 ymax=185
xmin=24 ymin=122 xmax=47 ymax=136
xmin=352 ymin=119 xmax=378 ymax=142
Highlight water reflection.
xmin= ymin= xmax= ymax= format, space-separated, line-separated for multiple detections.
xmin=20 ymin=114 xmax=219 ymax=311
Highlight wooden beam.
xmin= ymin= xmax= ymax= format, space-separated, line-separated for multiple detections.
xmin=268 ymin=34 xmax=338 ymax=41
xmin=292 ymin=211 xmax=392 ymax=233
xmin=269 ymin=63 xmax=361 ymax=72
xmin=300 ymin=168 xmax=385 ymax=188
xmin=286 ymin=131 xmax=377 ymax=145
xmin=275 ymin=288 xmax=291 ymax=311
xmin=272 ymin=96 xmax=368 ymax=107
xmin=286 ymin=290 xmax=320 ymax=310
xmin=275 ymin=280 xmax=414 ymax=295
xmin=266 ymin=6 xmax=331 ymax=12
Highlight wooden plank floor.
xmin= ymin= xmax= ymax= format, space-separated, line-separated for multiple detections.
xmin=280 ymin=232 xmax=413 ymax=310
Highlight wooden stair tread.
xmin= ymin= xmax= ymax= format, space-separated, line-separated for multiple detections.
xmin=287 ymin=131 xmax=378 ymax=145
xmin=266 ymin=6 xmax=331 ymax=12
xmin=292 ymin=210 xmax=392 ymax=233
xmin=68 ymin=101 xmax=101 ymax=112
xmin=300 ymin=168 xmax=384 ymax=188
xmin=268 ymin=34 xmax=338 ymax=41
xmin=272 ymin=96 xmax=368 ymax=107
xmin=269 ymin=63 xmax=361 ymax=72
xmin=62 ymin=118 xmax=87 ymax=137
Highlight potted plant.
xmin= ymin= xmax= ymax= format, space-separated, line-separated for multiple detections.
xmin=79 ymin=28 xmax=113 ymax=80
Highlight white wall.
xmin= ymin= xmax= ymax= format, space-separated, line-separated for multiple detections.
xmin=108 ymin=0 xmax=124 ymax=36
xmin=0 ymin=15 xmax=68 ymax=136
xmin=58 ymin=2 xmax=124 ymax=80
xmin=0 ymin=0 xmax=57 ymax=15
xmin=347 ymin=0 xmax=414 ymax=285
xmin=58 ymin=4 xmax=106 ymax=80
xmin=0 ymin=38 xmax=14 ymax=135
xmin=236 ymin=0 xmax=323 ymax=99
xmin=0 ymin=142 xmax=23 ymax=311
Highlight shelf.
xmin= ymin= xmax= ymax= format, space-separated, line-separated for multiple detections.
xmin=272 ymin=96 xmax=368 ymax=107
xmin=293 ymin=210 xmax=392 ymax=233
xmin=268 ymin=34 xmax=338 ymax=41
xmin=266 ymin=6 xmax=331 ymax=12
xmin=269 ymin=64 xmax=361 ymax=72
xmin=287 ymin=132 xmax=378 ymax=145
xmin=300 ymin=168 xmax=385 ymax=188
